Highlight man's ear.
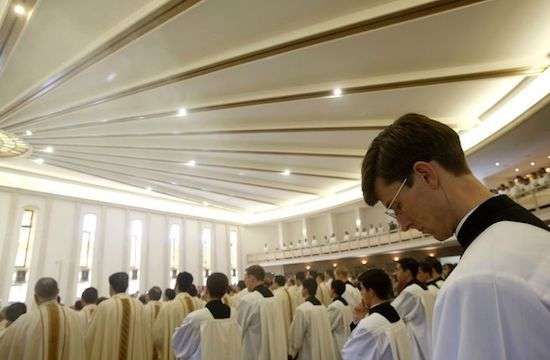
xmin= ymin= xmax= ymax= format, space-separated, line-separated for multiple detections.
xmin=412 ymin=161 xmax=440 ymax=189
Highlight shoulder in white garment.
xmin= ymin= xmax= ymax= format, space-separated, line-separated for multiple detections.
xmin=341 ymin=313 xmax=394 ymax=360
xmin=433 ymin=221 xmax=550 ymax=360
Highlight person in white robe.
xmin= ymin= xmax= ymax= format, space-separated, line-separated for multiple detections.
xmin=424 ymin=257 xmax=444 ymax=290
xmin=172 ymin=273 xmax=241 ymax=360
xmin=326 ymin=280 xmax=352 ymax=360
xmin=335 ymin=269 xmax=361 ymax=310
xmin=233 ymin=281 xmax=250 ymax=309
xmin=289 ymin=272 xmax=305 ymax=313
xmin=342 ymin=269 xmax=409 ymax=360
xmin=315 ymin=273 xmax=332 ymax=306
xmin=288 ymin=278 xmax=335 ymax=360
xmin=359 ymin=113 xmax=550 ymax=360
xmin=164 ymin=288 xmax=176 ymax=301
xmin=144 ymin=286 xmax=163 ymax=328
xmin=0 ymin=277 xmax=85 ymax=359
xmin=417 ymin=259 xmax=443 ymax=296
xmin=271 ymin=274 xmax=293 ymax=342
xmin=391 ymin=258 xmax=435 ymax=360
xmin=86 ymin=272 xmax=151 ymax=360
xmin=78 ymin=287 xmax=98 ymax=329
xmin=236 ymin=265 xmax=286 ymax=360
xmin=0 ymin=302 xmax=26 ymax=339
xmin=154 ymin=272 xmax=204 ymax=360
xmin=431 ymin=195 xmax=550 ymax=360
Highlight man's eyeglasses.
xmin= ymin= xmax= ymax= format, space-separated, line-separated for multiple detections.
xmin=384 ymin=177 xmax=408 ymax=219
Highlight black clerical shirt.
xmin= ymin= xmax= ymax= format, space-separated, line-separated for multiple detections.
xmin=457 ymin=195 xmax=548 ymax=250
xmin=254 ymin=284 xmax=274 ymax=297
xmin=205 ymin=299 xmax=230 ymax=319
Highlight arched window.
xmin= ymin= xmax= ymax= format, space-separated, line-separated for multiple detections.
xmin=9 ymin=209 xmax=36 ymax=302
xmin=169 ymin=224 xmax=180 ymax=288
xmin=76 ymin=214 xmax=97 ymax=297
xmin=128 ymin=219 xmax=143 ymax=294
xmin=229 ymin=229 xmax=239 ymax=285
xmin=201 ymin=227 xmax=211 ymax=285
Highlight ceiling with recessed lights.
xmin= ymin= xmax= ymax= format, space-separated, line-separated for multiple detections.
xmin=0 ymin=0 xmax=549 ymax=216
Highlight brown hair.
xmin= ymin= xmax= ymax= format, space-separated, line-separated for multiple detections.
xmin=246 ymin=265 xmax=266 ymax=281
xmin=361 ymin=113 xmax=470 ymax=206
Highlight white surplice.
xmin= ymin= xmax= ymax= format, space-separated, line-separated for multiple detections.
xmin=289 ymin=285 xmax=304 ymax=313
xmin=232 ymin=289 xmax=250 ymax=309
xmin=288 ymin=301 xmax=336 ymax=360
xmin=391 ymin=283 xmax=435 ymax=360
xmin=86 ymin=293 xmax=152 ymax=360
xmin=153 ymin=292 xmax=204 ymax=360
xmin=342 ymin=284 xmax=361 ymax=310
xmin=316 ymin=282 xmax=332 ymax=306
xmin=171 ymin=307 xmax=241 ymax=360
xmin=78 ymin=304 xmax=97 ymax=329
xmin=327 ymin=299 xmax=353 ymax=360
xmin=236 ymin=291 xmax=287 ymax=360
xmin=341 ymin=314 xmax=411 ymax=360
xmin=0 ymin=300 xmax=85 ymax=360
xmin=273 ymin=287 xmax=293 ymax=342
xmin=432 ymin=222 xmax=550 ymax=360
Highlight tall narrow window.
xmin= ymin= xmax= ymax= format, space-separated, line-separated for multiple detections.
xmin=201 ymin=227 xmax=211 ymax=285
xmin=128 ymin=220 xmax=143 ymax=294
xmin=229 ymin=229 xmax=239 ymax=285
xmin=76 ymin=214 xmax=97 ymax=297
xmin=169 ymin=224 xmax=180 ymax=288
xmin=9 ymin=210 xmax=36 ymax=302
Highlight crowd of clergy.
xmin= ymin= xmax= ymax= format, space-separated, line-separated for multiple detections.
xmin=0 ymin=255 xmax=454 ymax=360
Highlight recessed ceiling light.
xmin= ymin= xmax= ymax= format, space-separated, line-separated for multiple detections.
xmin=547 ymin=155 xmax=550 ymax=159
xmin=106 ymin=72 xmax=117 ymax=82
xmin=145 ymin=186 xmax=152 ymax=191
xmin=13 ymin=4 xmax=26 ymax=16
xmin=546 ymin=167 xmax=550 ymax=173
xmin=32 ymin=158 xmax=44 ymax=165
xmin=495 ymin=162 xmax=500 ymax=166
xmin=202 ymin=201 xmax=209 ymax=207
xmin=305 ymin=265 xmax=311 ymax=270
xmin=530 ymin=162 xmax=535 ymax=166
xmin=281 ymin=169 xmax=291 ymax=176
xmin=177 ymin=107 xmax=187 ymax=117
xmin=393 ymin=256 xmax=400 ymax=262
xmin=514 ymin=168 xmax=519 ymax=172
xmin=25 ymin=130 xmax=32 ymax=136
xmin=185 ymin=160 xmax=196 ymax=167
xmin=42 ymin=146 xmax=54 ymax=153
xmin=361 ymin=259 xmax=367 ymax=265
xmin=332 ymin=88 xmax=342 ymax=97
xmin=332 ymin=263 xmax=338 ymax=268
xmin=429 ymin=253 xmax=435 ymax=257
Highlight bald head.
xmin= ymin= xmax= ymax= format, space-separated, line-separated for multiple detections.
xmin=34 ymin=277 xmax=59 ymax=301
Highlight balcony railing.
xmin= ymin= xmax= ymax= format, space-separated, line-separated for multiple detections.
xmin=248 ymin=186 xmax=550 ymax=265
xmin=248 ymin=228 xmax=428 ymax=264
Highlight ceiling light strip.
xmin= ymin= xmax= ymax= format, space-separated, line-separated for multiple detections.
xmin=10 ymin=66 xmax=538 ymax=133
xmin=28 ymin=125 xmax=386 ymax=140
xmin=29 ymin=142 xmax=364 ymax=158
xmin=0 ymin=0 xmax=38 ymax=74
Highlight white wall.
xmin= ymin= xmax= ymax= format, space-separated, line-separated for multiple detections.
xmin=0 ymin=188 xmax=239 ymax=306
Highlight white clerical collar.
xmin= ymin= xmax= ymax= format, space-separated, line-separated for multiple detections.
xmin=454 ymin=195 xmax=497 ymax=238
